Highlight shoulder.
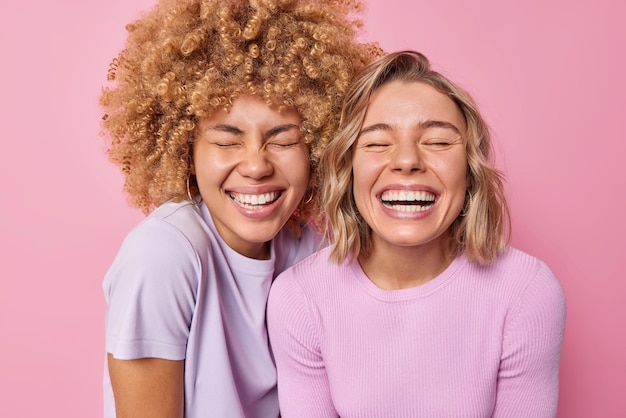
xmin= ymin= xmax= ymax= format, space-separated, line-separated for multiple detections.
xmin=456 ymin=247 xmax=565 ymax=323
xmin=277 ymin=245 xmax=333 ymax=277
xmin=146 ymin=200 xmax=211 ymax=246
xmin=486 ymin=247 xmax=566 ymax=325
xmin=482 ymin=247 xmax=546 ymax=275
xmin=477 ymin=247 xmax=562 ymax=292
xmin=271 ymin=246 xmax=337 ymax=299
xmin=268 ymin=247 xmax=335 ymax=331
xmin=104 ymin=201 xmax=213 ymax=290
xmin=123 ymin=201 xmax=212 ymax=256
xmin=273 ymin=223 xmax=327 ymax=275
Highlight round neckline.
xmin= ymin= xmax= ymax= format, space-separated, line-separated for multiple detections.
xmin=349 ymin=252 xmax=467 ymax=302
xmin=199 ymin=202 xmax=275 ymax=277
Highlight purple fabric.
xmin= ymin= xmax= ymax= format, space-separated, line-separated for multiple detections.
xmin=103 ymin=199 xmax=323 ymax=417
xmin=268 ymin=246 xmax=566 ymax=417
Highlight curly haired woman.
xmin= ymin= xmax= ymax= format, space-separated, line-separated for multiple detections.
xmin=100 ymin=0 xmax=380 ymax=416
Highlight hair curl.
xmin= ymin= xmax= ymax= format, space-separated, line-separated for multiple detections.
xmin=101 ymin=0 xmax=382 ymax=220
xmin=320 ymin=50 xmax=510 ymax=265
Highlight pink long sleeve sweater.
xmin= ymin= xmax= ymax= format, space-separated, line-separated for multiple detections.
xmin=267 ymin=247 xmax=566 ymax=418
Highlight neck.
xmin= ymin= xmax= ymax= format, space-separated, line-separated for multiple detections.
xmin=358 ymin=236 xmax=455 ymax=290
xmin=244 ymin=242 xmax=271 ymax=260
xmin=227 ymin=240 xmax=271 ymax=260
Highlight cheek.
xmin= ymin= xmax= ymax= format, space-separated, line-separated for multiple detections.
xmin=192 ymin=150 xmax=232 ymax=186
xmin=434 ymin=150 xmax=467 ymax=178
xmin=193 ymin=155 xmax=217 ymax=176
xmin=351 ymin=158 xmax=366 ymax=198
xmin=351 ymin=157 xmax=380 ymax=211
xmin=279 ymin=149 xmax=310 ymax=186
xmin=353 ymin=151 xmax=387 ymax=180
xmin=441 ymin=156 xmax=469 ymax=197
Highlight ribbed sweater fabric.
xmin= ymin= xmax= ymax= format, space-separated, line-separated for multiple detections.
xmin=267 ymin=247 xmax=566 ymax=418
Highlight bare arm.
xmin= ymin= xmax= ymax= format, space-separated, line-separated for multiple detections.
xmin=108 ymin=354 xmax=185 ymax=418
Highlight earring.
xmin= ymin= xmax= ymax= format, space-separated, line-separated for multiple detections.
xmin=303 ymin=189 xmax=314 ymax=205
xmin=460 ymin=189 xmax=472 ymax=217
xmin=186 ymin=175 xmax=196 ymax=203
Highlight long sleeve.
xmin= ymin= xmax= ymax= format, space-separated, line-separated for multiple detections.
xmin=267 ymin=270 xmax=338 ymax=418
xmin=493 ymin=261 xmax=566 ymax=417
xmin=267 ymin=247 xmax=566 ymax=417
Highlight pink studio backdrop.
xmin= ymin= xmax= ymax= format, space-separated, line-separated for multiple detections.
xmin=0 ymin=0 xmax=624 ymax=416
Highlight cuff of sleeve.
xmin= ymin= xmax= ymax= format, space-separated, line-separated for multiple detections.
xmin=106 ymin=334 xmax=186 ymax=361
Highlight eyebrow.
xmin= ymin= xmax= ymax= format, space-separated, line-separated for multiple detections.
xmin=264 ymin=124 xmax=300 ymax=139
xmin=205 ymin=124 xmax=244 ymax=135
xmin=359 ymin=123 xmax=390 ymax=136
xmin=359 ymin=120 xmax=462 ymax=136
xmin=421 ymin=120 xmax=462 ymax=135
xmin=202 ymin=123 xmax=300 ymax=138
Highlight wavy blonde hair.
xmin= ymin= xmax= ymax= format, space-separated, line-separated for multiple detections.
xmin=101 ymin=0 xmax=381 ymax=220
xmin=320 ymin=51 xmax=510 ymax=265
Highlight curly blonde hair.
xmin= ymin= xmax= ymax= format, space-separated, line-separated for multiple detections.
xmin=101 ymin=0 xmax=381 ymax=218
xmin=320 ymin=51 xmax=510 ymax=265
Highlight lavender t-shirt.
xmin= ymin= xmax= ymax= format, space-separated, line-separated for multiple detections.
xmin=103 ymin=199 xmax=323 ymax=417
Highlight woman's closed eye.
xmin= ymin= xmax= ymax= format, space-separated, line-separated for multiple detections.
xmin=211 ymin=139 xmax=242 ymax=148
xmin=422 ymin=137 xmax=459 ymax=147
xmin=266 ymin=137 xmax=302 ymax=149
xmin=264 ymin=124 xmax=303 ymax=149
xmin=364 ymin=142 xmax=390 ymax=149
xmin=356 ymin=136 xmax=392 ymax=151
xmin=420 ymin=125 xmax=463 ymax=149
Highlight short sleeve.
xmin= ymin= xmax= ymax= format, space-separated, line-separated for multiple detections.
xmin=493 ymin=261 xmax=566 ymax=417
xmin=103 ymin=218 xmax=201 ymax=360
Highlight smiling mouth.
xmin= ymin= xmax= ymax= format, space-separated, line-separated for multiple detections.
xmin=229 ymin=191 xmax=280 ymax=209
xmin=380 ymin=190 xmax=436 ymax=212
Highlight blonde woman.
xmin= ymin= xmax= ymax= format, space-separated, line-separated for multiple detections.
xmin=100 ymin=0 xmax=379 ymax=416
xmin=268 ymin=51 xmax=566 ymax=417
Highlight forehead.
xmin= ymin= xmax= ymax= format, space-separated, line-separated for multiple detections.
xmin=364 ymin=80 xmax=466 ymax=133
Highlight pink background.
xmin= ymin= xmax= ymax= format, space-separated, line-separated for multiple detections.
xmin=1 ymin=0 xmax=624 ymax=416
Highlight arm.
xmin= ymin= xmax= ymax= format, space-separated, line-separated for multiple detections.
xmin=267 ymin=272 xmax=338 ymax=418
xmin=492 ymin=263 xmax=567 ymax=417
xmin=108 ymin=355 xmax=184 ymax=418
xmin=104 ymin=218 xmax=200 ymax=416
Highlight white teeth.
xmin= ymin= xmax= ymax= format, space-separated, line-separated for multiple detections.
xmin=380 ymin=190 xmax=436 ymax=212
xmin=383 ymin=202 xmax=434 ymax=212
xmin=230 ymin=192 xmax=278 ymax=208
xmin=381 ymin=190 xmax=436 ymax=202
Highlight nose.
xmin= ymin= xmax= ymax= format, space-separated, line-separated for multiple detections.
xmin=238 ymin=146 xmax=274 ymax=179
xmin=390 ymin=139 xmax=424 ymax=173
